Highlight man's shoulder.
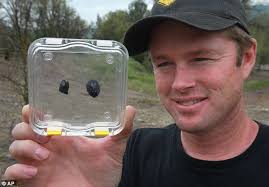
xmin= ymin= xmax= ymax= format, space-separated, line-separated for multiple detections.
xmin=134 ymin=123 xmax=178 ymax=132
xmin=131 ymin=123 xmax=178 ymax=140
xmin=257 ymin=121 xmax=269 ymax=133
xmin=127 ymin=124 xmax=179 ymax=151
xmin=257 ymin=121 xmax=269 ymax=139
xmin=258 ymin=121 xmax=269 ymax=127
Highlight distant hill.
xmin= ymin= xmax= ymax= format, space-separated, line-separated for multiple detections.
xmin=248 ymin=3 xmax=269 ymax=21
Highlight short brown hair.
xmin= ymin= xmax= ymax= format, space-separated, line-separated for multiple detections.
xmin=223 ymin=26 xmax=253 ymax=66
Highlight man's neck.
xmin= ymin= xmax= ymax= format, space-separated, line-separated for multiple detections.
xmin=180 ymin=114 xmax=259 ymax=161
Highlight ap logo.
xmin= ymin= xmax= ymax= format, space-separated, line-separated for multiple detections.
xmin=0 ymin=181 xmax=15 ymax=186
xmin=1 ymin=181 xmax=6 ymax=186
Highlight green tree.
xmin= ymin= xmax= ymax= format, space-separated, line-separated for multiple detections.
xmin=0 ymin=0 xmax=88 ymax=105
xmin=94 ymin=10 xmax=131 ymax=42
xmin=127 ymin=0 xmax=152 ymax=71
xmin=250 ymin=11 xmax=269 ymax=69
xmin=242 ymin=0 xmax=252 ymax=10
xmin=85 ymin=21 xmax=97 ymax=38
xmin=0 ymin=0 xmax=34 ymax=104
xmin=128 ymin=0 xmax=149 ymax=22
xmin=34 ymin=0 xmax=87 ymax=38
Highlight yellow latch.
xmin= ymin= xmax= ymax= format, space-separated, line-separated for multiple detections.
xmin=94 ymin=127 xmax=109 ymax=137
xmin=47 ymin=127 xmax=62 ymax=136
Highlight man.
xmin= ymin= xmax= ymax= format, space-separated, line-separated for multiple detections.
xmin=4 ymin=0 xmax=269 ymax=186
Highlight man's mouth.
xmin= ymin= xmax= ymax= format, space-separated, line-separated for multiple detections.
xmin=173 ymin=97 xmax=208 ymax=107
xmin=176 ymin=99 xmax=205 ymax=106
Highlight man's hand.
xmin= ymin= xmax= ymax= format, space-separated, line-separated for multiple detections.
xmin=3 ymin=105 xmax=136 ymax=187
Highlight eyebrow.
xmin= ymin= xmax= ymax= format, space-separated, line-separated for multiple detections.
xmin=185 ymin=49 xmax=220 ymax=57
xmin=151 ymin=49 xmax=220 ymax=61
xmin=151 ymin=55 xmax=170 ymax=64
xmin=152 ymin=55 xmax=168 ymax=61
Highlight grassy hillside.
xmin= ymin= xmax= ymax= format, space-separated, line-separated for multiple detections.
xmin=128 ymin=58 xmax=156 ymax=95
xmin=244 ymin=79 xmax=269 ymax=91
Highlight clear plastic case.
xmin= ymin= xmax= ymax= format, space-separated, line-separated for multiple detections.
xmin=27 ymin=38 xmax=129 ymax=137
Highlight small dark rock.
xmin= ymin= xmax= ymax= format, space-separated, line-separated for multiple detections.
xmin=59 ymin=80 xmax=69 ymax=94
xmin=86 ymin=80 xmax=100 ymax=98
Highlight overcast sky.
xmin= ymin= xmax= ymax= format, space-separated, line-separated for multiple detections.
xmin=255 ymin=0 xmax=269 ymax=3
xmin=68 ymin=0 xmax=153 ymax=24
xmin=68 ymin=0 xmax=268 ymax=24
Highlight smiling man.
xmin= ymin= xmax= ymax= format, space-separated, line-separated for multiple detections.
xmin=120 ymin=0 xmax=269 ymax=186
xmin=4 ymin=0 xmax=269 ymax=187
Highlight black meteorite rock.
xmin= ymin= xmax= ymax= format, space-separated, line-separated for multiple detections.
xmin=86 ymin=80 xmax=100 ymax=98
xmin=59 ymin=80 xmax=69 ymax=94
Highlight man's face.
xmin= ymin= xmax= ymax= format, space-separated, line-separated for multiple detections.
xmin=149 ymin=22 xmax=252 ymax=133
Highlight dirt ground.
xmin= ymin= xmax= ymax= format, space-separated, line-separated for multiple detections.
xmin=0 ymin=65 xmax=268 ymax=178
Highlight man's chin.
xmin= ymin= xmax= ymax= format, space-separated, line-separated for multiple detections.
xmin=175 ymin=119 xmax=209 ymax=134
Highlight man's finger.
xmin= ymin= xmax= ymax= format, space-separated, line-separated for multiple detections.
xmin=12 ymin=122 xmax=49 ymax=144
xmin=22 ymin=105 xmax=30 ymax=124
xmin=3 ymin=164 xmax=37 ymax=180
xmin=112 ymin=105 xmax=136 ymax=140
xmin=9 ymin=140 xmax=50 ymax=161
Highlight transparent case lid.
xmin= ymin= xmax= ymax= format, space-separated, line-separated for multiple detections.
xmin=27 ymin=38 xmax=128 ymax=137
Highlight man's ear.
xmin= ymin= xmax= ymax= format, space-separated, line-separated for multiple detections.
xmin=241 ymin=38 xmax=257 ymax=80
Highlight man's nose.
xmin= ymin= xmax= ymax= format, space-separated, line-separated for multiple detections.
xmin=171 ymin=66 xmax=196 ymax=92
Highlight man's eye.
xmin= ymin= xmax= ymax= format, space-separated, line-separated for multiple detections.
xmin=193 ymin=58 xmax=212 ymax=62
xmin=193 ymin=58 xmax=213 ymax=62
xmin=156 ymin=62 xmax=172 ymax=67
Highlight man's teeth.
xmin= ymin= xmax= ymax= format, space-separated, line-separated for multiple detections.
xmin=178 ymin=100 xmax=202 ymax=106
